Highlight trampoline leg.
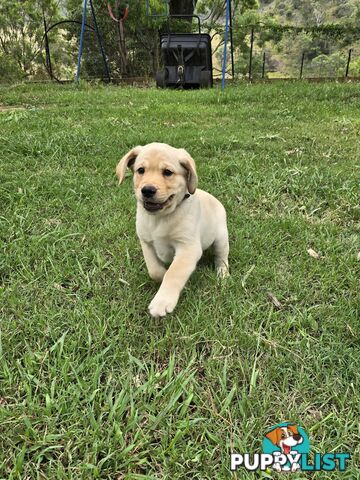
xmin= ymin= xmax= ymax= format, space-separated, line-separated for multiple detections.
xmin=89 ymin=0 xmax=111 ymax=82
xmin=76 ymin=0 xmax=88 ymax=82
xmin=222 ymin=0 xmax=230 ymax=90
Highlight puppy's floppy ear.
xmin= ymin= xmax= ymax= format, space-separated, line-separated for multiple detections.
xmin=265 ymin=428 xmax=281 ymax=446
xmin=178 ymin=148 xmax=198 ymax=194
xmin=116 ymin=146 xmax=142 ymax=184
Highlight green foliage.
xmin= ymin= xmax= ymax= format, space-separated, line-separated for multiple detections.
xmin=0 ymin=0 xmax=60 ymax=78
xmin=309 ymin=52 xmax=346 ymax=77
xmin=349 ymin=56 xmax=360 ymax=76
xmin=0 ymin=53 xmax=24 ymax=81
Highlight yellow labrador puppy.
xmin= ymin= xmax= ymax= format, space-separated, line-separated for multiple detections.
xmin=116 ymin=143 xmax=229 ymax=318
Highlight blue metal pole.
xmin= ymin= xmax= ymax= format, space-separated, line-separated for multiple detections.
xmin=221 ymin=0 xmax=230 ymax=90
xmin=76 ymin=0 xmax=88 ymax=82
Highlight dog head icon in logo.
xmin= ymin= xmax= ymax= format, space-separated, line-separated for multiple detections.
xmin=262 ymin=422 xmax=310 ymax=472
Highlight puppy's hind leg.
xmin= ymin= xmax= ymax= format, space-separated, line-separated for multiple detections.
xmin=214 ymin=228 xmax=229 ymax=278
xmin=140 ymin=240 xmax=167 ymax=282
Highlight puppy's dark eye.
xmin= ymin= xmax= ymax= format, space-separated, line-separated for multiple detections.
xmin=163 ymin=169 xmax=173 ymax=177
xmin=137 ymin=167 xmax=145 ymax=174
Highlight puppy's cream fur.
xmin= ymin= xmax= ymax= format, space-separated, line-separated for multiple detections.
xmin=116 ymin=142 xmax=229 ymax=317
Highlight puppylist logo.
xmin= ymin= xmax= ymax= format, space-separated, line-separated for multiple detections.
xmin=231 ymin=422 xmax=351 ymax=473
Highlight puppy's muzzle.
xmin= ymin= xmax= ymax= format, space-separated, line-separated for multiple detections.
xmin=141 ymin=185 xmax=157 ymax=198
xmin=142 ymin=192 xmax=175 ymax=213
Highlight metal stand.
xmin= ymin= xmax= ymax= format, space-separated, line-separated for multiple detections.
xmin=222 ymin=0 xmax=230 ymax=90
xmin=229 ymin=0 xmax=235 ymax=79
xmin=76 ymin=0 xmax=110 ymax=82
xmin=89 ymin=0 xmax=111 ymax=81
xmin=43 ymin=15 xmax=53 ymax=79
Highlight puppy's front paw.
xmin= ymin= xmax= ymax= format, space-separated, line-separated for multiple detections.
xmin=148 ymin=293 xmax=178 ymax=318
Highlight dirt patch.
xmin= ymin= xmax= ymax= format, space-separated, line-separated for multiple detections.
xmin=0 ymin=105 xmax=27 ymax=111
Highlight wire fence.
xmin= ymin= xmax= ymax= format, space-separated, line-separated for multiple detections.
xmin=214 ymin=25 xmax=360 ymax=82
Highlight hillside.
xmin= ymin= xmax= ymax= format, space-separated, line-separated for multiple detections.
xmin=258 ymin=0 xmax=359 ymax=26
xmin=229 ymin=0 xmax=360 ymax=78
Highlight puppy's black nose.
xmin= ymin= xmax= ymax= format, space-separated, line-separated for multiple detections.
xmin=293 ymin=434 xmax=302 ymax=442
xmin=141 ymin=185 xmax=157 ymax=198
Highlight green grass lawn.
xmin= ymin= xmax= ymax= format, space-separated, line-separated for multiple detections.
xmin=0 ymin=81 xmax=359 ymax=479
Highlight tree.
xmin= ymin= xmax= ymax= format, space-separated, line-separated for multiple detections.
xmin=0 ymin=0 xmax=59 ymax=78
xmin=169 ymin=0 xmax=198 ymax=16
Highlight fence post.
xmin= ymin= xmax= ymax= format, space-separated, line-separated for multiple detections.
xmin=345 ymin=48 xmax=352 ymax=78
xmin=262 ymin=52 xmax=266 ymax=79
xmin=248 ymin=26 xmax=254 ymax=82
xmin=300 ymin=51 xmax=305 ymax=79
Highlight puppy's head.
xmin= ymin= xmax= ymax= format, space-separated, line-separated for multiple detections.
xmin=116 ymin=143 xmax=197 ymax=214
